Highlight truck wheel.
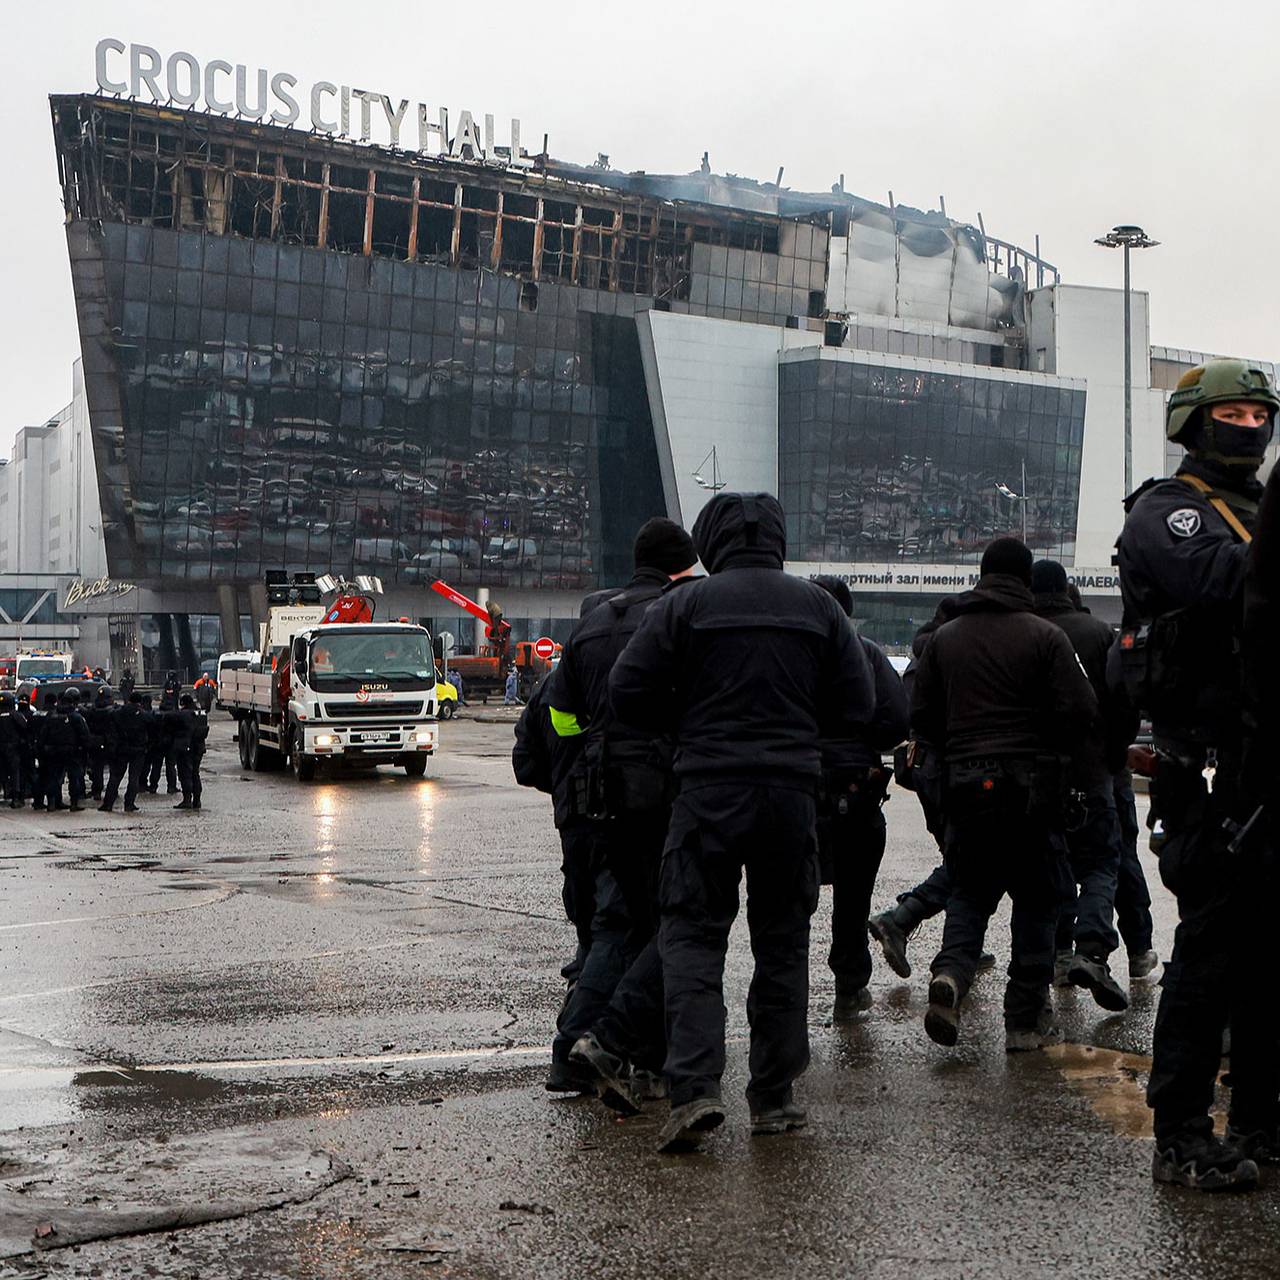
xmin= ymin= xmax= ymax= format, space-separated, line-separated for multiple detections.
xmin=238 ymin=722 xmax=252 ymax=770
xmin=246 ymin=720 xmax=274 ymax=773
xmin=403 ymin=755 xmax=428 ymax=778
xmin=290 ymin=728 xmax=316 ymax=783
xmin=439 ymin=702 xmax=455 ymax=720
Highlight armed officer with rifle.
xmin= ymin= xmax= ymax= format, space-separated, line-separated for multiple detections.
xmin=1116 ymin=358 xmax=1280 ymax=1192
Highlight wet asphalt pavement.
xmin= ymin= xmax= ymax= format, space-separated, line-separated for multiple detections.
xmin=0 ymin=718 xmax=1276 ymax=1278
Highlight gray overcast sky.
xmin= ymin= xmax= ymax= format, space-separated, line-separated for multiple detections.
xmin=4 ymin=0 xmax=1277 ymax=453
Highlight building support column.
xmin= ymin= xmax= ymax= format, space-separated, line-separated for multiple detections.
xmin=217 ymin=583 xmax=241 ymax=655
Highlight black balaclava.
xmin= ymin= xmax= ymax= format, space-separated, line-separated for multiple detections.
xmin=1188 ymin=405 xmax=1274 ymax=473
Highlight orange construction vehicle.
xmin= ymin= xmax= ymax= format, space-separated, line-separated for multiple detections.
xmin=429 ymin=579 xmax=554 ymax=702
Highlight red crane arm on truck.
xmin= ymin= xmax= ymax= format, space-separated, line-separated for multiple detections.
xmin=429 ymin=580 xmax=512 ymax=649
xmin=321 ymin=594 xmax=376 ymax=624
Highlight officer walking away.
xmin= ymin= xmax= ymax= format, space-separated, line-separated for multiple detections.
xmin=118 ymin=667 xmax=136 ymax=700
xmin=553 ymin=519 xmax=698 ymax=1112
xmin=0 ymin=694 xmax=27 ymax=807
xmin=1030 ymin=558 xmax=1133 ymax=1010
xmin=15 ymin=694 xmax=36 ymax=803
xmin=1115 ymin=357 xmax=1280 ymax=1191
xmin=609 ymin=493 xmax=876 ymax=1152
xmin=29 ymin=690 xmax=57 ymax=811
xmin=811 ymin=576 xmax=909 ymax=1019
xmin=100 ymin=691 xmax=149 ymax=813
xmin=143 ymin=693 xmax=174 ymax=795
xmin=43 ymin=687 xmax=93 ymax=812
xmin=912 ymin=537 xmax=1095 ymax=1052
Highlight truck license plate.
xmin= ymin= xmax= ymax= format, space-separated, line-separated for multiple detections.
xmin=357 ymin=732 xmax=393 ymax=744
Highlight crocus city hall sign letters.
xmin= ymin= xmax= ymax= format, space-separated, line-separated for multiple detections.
xmin=94 ymin=39 xmax=534 ymax=166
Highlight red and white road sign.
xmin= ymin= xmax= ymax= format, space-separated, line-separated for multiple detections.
xmin=533 ymin=636 xmax=556 ymax=661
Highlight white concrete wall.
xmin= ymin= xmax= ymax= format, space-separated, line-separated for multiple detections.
xmin=0 ymin=360 xmax=106 ymax=578
xmin=637 ymin=310 xmax=820 ymax=527
xmin=1029 ymin=284 xmax=1167 ymax=567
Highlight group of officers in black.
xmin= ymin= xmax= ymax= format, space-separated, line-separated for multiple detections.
xmin=0 ymin=670 xmax=210 ymax=813
xmin=513 ymin=357 xmax=1280 ymax=1192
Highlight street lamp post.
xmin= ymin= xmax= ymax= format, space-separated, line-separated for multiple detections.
xmin=692 ymin=446 xmax=726 ymax=493
xmin=1094 ymin=225 xmax=1159 ymax=496
xmin=995 ymin=458 xmax=1030 ymax=542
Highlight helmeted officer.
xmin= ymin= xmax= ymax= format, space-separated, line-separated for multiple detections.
xmin=609 ymin=493 xmax=876 ymax=1151
xmin=1031 ymin=558 xmax=1134 ymax=1010
xmin=100 ymin=691 xmax=149 ymax=813
xmin=1115 ymin=357 xmax=1280 ymax=1191
xmin=43 ymin=687 xmax=92 ymax=812
xmin=911 ymin=537 xmax=1095 ymax=1052
xmin=0 ymin=694 xmax=26 ymax=807
xmin=29 ymin=690 xmax=58 ymax=811
xmin=548 ymin=519 xmax=699 ymax=1112
xmin=811 ymin=576 xmax=909 ymax=1020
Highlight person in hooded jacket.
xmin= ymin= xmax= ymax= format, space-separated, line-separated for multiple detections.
xmin=811 ymin=576 xmax=909 ymax=1020
xmin=911 ymin=537 xmax=1095 ymax=1053
xmin=1116 ymin=359 xmax=1280 ymax=1191
xmin=548 ymin=519 xmax=699 ymax=1112
xmin=0 ymin=694 xmax=26 ymax=807
xmin=609 ymin=492 xmax=876 ymax=1152
xmin=100 ymin=691 xmax=150 ymax=813
xmin=1030 ymin=558 xmax=1136 ymax=1012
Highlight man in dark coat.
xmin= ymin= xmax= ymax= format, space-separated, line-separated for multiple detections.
xmin=911 ymin=537 xmax=1095 ymax=1052
xmin=101 ymin=692 xmax=150 ymax=813
xmin=609 ymin=492 xmax=875 ymax=1151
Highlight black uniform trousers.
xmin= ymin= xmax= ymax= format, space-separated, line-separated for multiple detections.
xmin=898 ymin=863 xmax=953 ymax=918
xmin=103 ymin=751 xmax=146 ymax=810
xmin=176 ymin=748 xmax=195 ymax=801
xmin=146 ymin=747 xmax=176 ymax=793
xmin=0 ymin=745 xmax=20 ymax=805
xmin=660 ymin=782 xmax=819 ymax=1109
xmin=552 ymin=811 xmax=667 ymax=1068
xmin=1113 ymin=772 xmax=1154 ymax=955
xmin=557 ymin=820 xmax=597 ymax=984
xmin=931 ymin=797 xmax=1070 ymax=1031
xmin=88 ymin=744 xmax=108 ymax=798
xmin=819 ymin=791 xmax=888 ymax=991
xmin=1054 ymin=781 xmax=1122 ymax=959
xmin=1147 ymin=760 xmax=1280 ymax=1142
xmin=44 ymin=751 xmax=84 ymax=808
xmin=190 ymin=746 xmax=204 ymax=805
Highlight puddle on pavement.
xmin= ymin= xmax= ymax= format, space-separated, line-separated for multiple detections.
xmin=73 ymin=1066 xmax=226 ymax=1101
xmin=1045 ymin=1043 xmax=1154 ymax=1140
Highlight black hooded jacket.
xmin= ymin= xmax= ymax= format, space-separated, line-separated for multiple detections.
xmin=111 ymin=702 xmax=151 ymax=756
xmin=608 ymin=493 xmax=875 ymax=786
xmin=911 ymin=574 xmax=1097 ymax=763
xmin=1033 ymin=591 xmax=1130 ymax=783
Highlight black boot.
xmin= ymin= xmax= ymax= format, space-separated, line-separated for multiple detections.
xmin=657 ymin=1096 xmax=725 ymax=1154
xmin=1153 ymin=1130 xmax=1259 ymax=1191
xmin=1067 ymin=952 xmax=1129 ymax=1012
xmin=569 ymin=1033 xmax=639 ymax=1116
xmin=832 ymin=977 xmax=872 ymax=1022
xmin=868 ymin=895 xmax=928 ymax=979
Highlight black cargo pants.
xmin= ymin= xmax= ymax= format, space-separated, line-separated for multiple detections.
xmin=1147 ymin=760 xmax=1280 ymax=1143
xmin=552 ymin=811 xmax=668 ymax=1068
xmin=818 ymin=787 xmax=888 ymax=991
xmin=931 ymin=784 xmax=1070 ymax=1031
xmin=103 ymin=751 xmax=146 ymax=810
xmin=1112 ymin=771 xmax=1154 ymax=955
xmin=1054 ymin=780 xmax=1122 ymax=959
xmin=660 ymin=782 xmax=820 ymax=1110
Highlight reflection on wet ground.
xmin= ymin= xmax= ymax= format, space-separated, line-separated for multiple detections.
xmin=0 ymin=719 xmax=1275 ymax=1279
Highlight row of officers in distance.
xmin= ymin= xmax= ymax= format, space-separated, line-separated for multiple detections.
xmin=512 ymin=358 xmax=1280 ymax=1194
xmin=0 ymin=680 xmax=210 ymax=813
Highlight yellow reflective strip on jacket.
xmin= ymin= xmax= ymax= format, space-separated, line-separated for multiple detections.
xmin=549 ymin=706 xmax=583 ymax=737
xmin=1177 ymin=472 xmax=1253 ymax=544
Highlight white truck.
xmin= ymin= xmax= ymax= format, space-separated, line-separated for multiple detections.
xmin=220 ymin=579 xmax=439 ymax=782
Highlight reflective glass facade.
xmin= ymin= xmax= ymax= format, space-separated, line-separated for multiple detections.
xmin=779 ymin=354 xmax=1085 ymax=564
xmin=86 ymin=221 xmax=664 ymax=590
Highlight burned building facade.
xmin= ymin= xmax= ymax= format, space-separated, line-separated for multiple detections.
xmin=52 ymin=90 xmax=1099 ymax=653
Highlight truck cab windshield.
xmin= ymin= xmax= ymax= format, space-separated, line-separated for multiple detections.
xmin=308 ymin=631 xmax=435 ymax=689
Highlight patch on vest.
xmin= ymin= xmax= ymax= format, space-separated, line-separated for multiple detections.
xmin=1166 ymin=508 xmax=1202 ymax=538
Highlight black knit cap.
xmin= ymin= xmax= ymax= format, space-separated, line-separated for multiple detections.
xmin=1030 ymin=558 xmax=1068 ymax=594
xmin=980 ymin=536 xmax=1033 ymax=585
xmin=633 ymin=517 xmax=696 ymax=574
